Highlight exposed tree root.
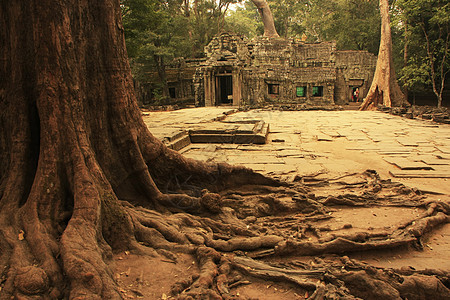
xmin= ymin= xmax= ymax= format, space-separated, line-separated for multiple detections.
xmin=118 ymin=171 xmax=448 ymax=299
xmin=228 ymin=254 xmax=450 ymax=300
xmin=2 ymin=163 xmax=450 ymax=300
xmin=2 ymin=142 xmax=449 ymax=300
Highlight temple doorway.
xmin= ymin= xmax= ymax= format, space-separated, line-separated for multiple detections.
xmin=351 ymin=86 xmax=361 ymax=102
xmin=216 ymin=75 xmax=233 ymax=105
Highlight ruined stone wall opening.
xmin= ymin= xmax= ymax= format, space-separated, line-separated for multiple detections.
xmin=312 ymin=86 xmax=323 ymax=97
xmin=268 ymin=83 xmax=280 ymax=95
xmin=351 ymin=86 xmax=360 ymax=102
xmin=296 ymin=86 xmax=307 ymax=97
xmin=147 ymin=34 xmax=377 ymax=108
xmin=216 ymin=74 xmax=233 ymax=105
xmin=169 ymin=87 xmax=176 ymax=99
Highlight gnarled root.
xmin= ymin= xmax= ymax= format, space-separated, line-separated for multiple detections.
xmin=2 ymin=164 xmax=449 ymax=299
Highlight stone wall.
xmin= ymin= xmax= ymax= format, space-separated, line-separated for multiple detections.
xmin=204 ymin=33 xmax=250 ymax=62
xmin=240 ymin=38 xmax=337 ymax=105
xmin=335 ymin=50 xmax=377 ymax=104
xmin=142 ymin=58 xmax=205 ymax=105
xmin=141 ymin=33 xmax=376 ymax=108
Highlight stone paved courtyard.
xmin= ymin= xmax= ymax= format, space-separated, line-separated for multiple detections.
xmin=143 ymin=108 xmax=450 ymax=195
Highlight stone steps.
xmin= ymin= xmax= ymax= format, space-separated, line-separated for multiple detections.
xmin=163 ymin=121 xmax=270 ymax=150
xmin=165 ymin=131 xmax=192 ymax=151
xmin=190 ymin=121 xmax=269 ymax=145
xmin=343 ymin=102 xmax=362 ymax=110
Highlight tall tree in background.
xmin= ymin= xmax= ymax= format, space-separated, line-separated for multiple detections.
xmin=251 ymin=0 xmax=380 ymax=52
xmin=320 ymin=0 xmax=380 ymax=54
xmin=397 ymin=0 xmax=449 ymax=107
xmin=251 ymin=0 xmax=279 ymax=37
xmin=190 ymin=0 xmax=243 ymax=54
xmin=122 ymin=0 xmax=192 ymax=100
xmin=266 ymin=0 xmax=306 ymax=38
xmin=360 ymin=0 xmax=407 ymax=110
xmin=224 ymin=1 xmax=261 ymax=38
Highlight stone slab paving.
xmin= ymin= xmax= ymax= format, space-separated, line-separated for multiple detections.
xmin=144 ymin=108 xmax=450 ymax=195
xmin=384 ymin=157 xmax=435 ymax=171
xmin=224 ymin=110 xmax=450 ymax=176
xmin=143 ymin=108 xmax=450 ymax=272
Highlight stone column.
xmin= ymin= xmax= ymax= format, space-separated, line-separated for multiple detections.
xmin=204 ymin=71 xmax=212 ymax=106
xmin=232 ymin=69 xmax=241 ymax=106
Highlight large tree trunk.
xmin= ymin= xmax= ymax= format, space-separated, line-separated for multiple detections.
xmin=403 ymin=22 xmax=409 ymax=104
xmin=0 ymin=1 xmax=273 ymax=298
xmin=360 ymin=0 xmax=407 ymax=110
xmin=251 ymin=0 xmax=280 ymax=38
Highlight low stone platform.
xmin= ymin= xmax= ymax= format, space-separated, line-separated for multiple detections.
xmin=190 ymin=121 xmax=269 ymax=145
xmin=164 ymin=130 xmax=191 ymax=151
xmin=143 ymin=107 xmax=269 ymax=150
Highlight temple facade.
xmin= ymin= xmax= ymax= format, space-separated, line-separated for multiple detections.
xmin=146 ymin=33 xmax=377 ymax=107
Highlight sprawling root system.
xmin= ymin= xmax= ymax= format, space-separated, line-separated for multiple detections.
xmin=2 ymin=152 xmax=450 ymax=300
xmin=120 ymin=170 xmax=450 ymax=299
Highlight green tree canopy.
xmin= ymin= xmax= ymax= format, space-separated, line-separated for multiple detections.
xmin=227 ymin=0 xmax=381 ymax=53
xmin=122 ymin=0 xmax=448 ymax=106
xmin=396 ymin=0 xmax=449 ymax=106
xmin=122 ymin=0 xmax=191 ymax=81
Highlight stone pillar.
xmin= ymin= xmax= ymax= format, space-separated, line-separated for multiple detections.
xmin=204 ymin=71 xmax=213 ymax=106
xmin=232 ymin=69 xmax=241 ymax=106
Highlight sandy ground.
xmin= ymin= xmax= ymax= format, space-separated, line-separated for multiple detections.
xmin=114 ymin=108 xmax=450 ymax=299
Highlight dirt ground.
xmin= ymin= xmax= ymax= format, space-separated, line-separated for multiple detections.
xmin=114 ymin=108 xmax=450 ymax=299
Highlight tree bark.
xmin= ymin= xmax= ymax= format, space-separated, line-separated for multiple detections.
xmin=0 ymin=0 xmax=273 ymax=298
xmin=403 ymin=22 xmax=409 ymax=104
xmin=251 ymin=0 xmax=280 ymax=38
xmin=360 ymin=0 xmax=407 ymax=110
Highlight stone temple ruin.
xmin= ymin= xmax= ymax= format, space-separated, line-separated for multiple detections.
xmin=145 ymin=33 xmax=377 ymax=107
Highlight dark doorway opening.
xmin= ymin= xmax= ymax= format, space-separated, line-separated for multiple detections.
xmin=312 ymin=86 xmax=323 ymax=97
xmin=217 ymin=75 xmax=233 ymax=105
xmin=169 ymin=87 xmax=176 ymax=99
xmin=351 ymin=86 xmax=360 ymax=102
xmin=268 ymin=83 xmax=280 ymax=95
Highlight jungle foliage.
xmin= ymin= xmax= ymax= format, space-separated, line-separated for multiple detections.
xmin=122 ymin=0 xmax=449 ymax=106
